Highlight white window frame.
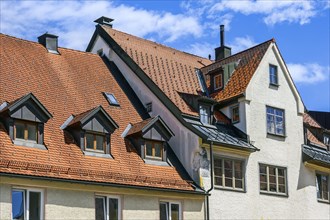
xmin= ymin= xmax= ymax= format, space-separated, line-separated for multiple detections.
xmin=316 ymin=172 xmax=330 ymax=203
xmin=259 ymin=164 xmax=288 ymax=196
xmin=266 ymin=106 xmax=285 ymax=136
xmin=214 ymin=157 xmax=245 ymax=191
xmin=159 ymin=201 xmax=182 ymax=220
xmin=199 ymin=105 xmax=210 ymax=124
xmin=95 ymin=195 xmax=121 ymax=220
xmin=213 ymin=73 xmax=223 ymax=90
xmin=12 ymin=187 xmax=44 ymax=220
xmin=231 ymin=105 xmax=240 ymax=124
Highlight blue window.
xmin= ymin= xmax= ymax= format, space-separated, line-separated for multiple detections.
xmin=104 ymin=92 xmax=119 ymax=106
xmin=266 ymin=106 xmax=285 ymax=136
xmin=269 ymin=64 xmax=278 ymax=85
xmin=12 ymin=188 xmax=43 ymax=220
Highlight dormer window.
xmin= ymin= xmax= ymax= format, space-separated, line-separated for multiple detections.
xmin=63 ymin=105 xmax=118 ymax=158
xmin=125 ymin=116 xmax=174 ymax=164
xmin=213 ymin=74 xmax=223 ymax=90
xmin=200 ymin=105 xmax=210 ymax=124
xmin=0 ymin=93 xmax=52 ymax=150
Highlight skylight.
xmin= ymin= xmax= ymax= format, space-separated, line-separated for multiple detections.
xmin=104 ymin=92 xmax=119 ymax=106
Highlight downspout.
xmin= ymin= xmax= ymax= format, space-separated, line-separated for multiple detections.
xmin=206 ymin=141 xmax=214 ymax=220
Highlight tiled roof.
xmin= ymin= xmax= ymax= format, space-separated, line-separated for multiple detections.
xmin=201 ymin=39 xmax=273 ymax=101
xmin=126 ymin=117 xmax=154 ymax=136
xmin=302 ymin=144 xmax=330 ymax=167
xmin=0 ymin=34 xmax=194 ymax=191
xmin=303 ymin=113 xmax=327 ymax=149
xmin=304 ymin=113 xmax=322 ymax=128
xmin=101 ymin=25 xmax=213 ymax=116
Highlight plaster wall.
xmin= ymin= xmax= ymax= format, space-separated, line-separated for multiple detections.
xmin=204 ymin=44 xmax=329 ymax=219
xmin=0 ymin=177 xmax=205 ymax=220
xmin=90 ymin=35 xmax=201 ymax=183
xmin=220 ymin=99 xmax=246 ymax=133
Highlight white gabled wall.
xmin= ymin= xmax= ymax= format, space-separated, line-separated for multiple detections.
xmin=210 ymin=42 xmax=329 ymax=219
xmin=90 ymin=35 xmax=202 ymax=183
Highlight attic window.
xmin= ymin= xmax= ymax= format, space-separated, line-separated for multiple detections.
xmin=213 ymin=74 xmax=223 ymax=90
xmin=104 ymin=92 xmax=119 ymax=106
xmin=145 ymin=140 xmax=163 ymax=160
xmin=15 ymin=120 xmax=38 ymax=143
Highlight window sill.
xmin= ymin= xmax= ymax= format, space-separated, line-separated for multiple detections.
xmin=144 ymin=159 xmax=169 ymax=166
xmin=84 ymin=151 xmax=113 ymax=159
xmin=317 ymin=199 xmax=330 ymax=204
xmin=214 ymin=186 xmax=245 ymax=193
xmin=13 ymin=140 xmax=47 ymax=150
xmin=267 ymin=132 xmax=286 ymax=139
xmin=260 ymin=191 xmax=288 ymax=198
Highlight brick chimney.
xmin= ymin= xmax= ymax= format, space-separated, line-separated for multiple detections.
xmin=215 ymin=25 xmax=231 ymax=61
xmin=38 ymin=33 xmax=59 ymax=54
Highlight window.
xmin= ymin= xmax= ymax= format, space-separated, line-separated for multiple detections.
xmin=160 ymin=202 xmax=181 ymax=220
xmin=231 ymin=105 xmax=240 ymax=123
xmin=316 ymin=173 xmax=329 ymax=202
xmin=199 ymin=105 xmax=210 ymax=124
xmin=214 ymin=158 xmax=244 ymax=190
xmin=269 ymin=64 xmax=278 ymax=85
xmin=85 ymin=132 xmax=105 ymax=152
xmin=145 ymin=141 xmax=163 ymax=160
xmin=213 ymin=74 xmax=223 ymax=90
xmin=259 ymin=164 xmax=287 ymax=195
xmin=266 ymin=106 xmax=285 ymax=136
xmin=12 ymin=188 xmax=43 ymax=220
xmin=14 ymin=120 xmax=38 ymax=143
xmin=95 ymin=196 xmax=120 ymax=220
xmin=146 ymin=102 xmax=152 ymax=113
xmin=104 ymin=92 xmax=120 ymax=106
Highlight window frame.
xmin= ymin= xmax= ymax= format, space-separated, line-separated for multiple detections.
xmin=316 ymin=172 xmax=330 ymax=203
xmin=84 ymin=131 xmax=106 ymax=153
xmin=269 ymin=64 xmax=278 ymax=86
xmin=231 ymin=105 xmax=240 ymax=124
xmin=11 ymin=187 xmax=44 ymax=220
xmin=159 ymin=201 xmax=182 ymax=220
xmin=145 ymin=140 xmax=164 ymax=160
xmin=266 ymin=106 xmax=285 ymax=136
xmin=14 ymin=119 xmax=38 ymax=143
xmin=95 ymin=195 xmax=121 ymax=220
xmin=213 ymin=73 xmax=223 ymax=90
xmin=259 ymin=163 xmax=288 ymax=196
xmin=214 ymin=157 xmax=245 ymax=191
xmin=199 ymin=104 xmax=211 ymax=124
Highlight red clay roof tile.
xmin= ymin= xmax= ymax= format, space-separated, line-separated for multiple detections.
xmin=0 ymin=34 xmax=194 ymax=191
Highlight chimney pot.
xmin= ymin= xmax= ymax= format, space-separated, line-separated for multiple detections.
xmin=38 ymin=33 xmax=59 ymax=54
xmin=220 ymin=25 xmax=224 ymax=47
xmin=214 ymin=24 xmax=231 ymax=61
xmin=94 ymin=16 xmax=114 ymax=27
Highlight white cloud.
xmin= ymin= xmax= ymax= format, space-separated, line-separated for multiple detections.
xmin=287 ymin=63 xmax=329 ymax=84
xmin=210 ymin=0 xmax=317 ymax=26
xmin=0 ymin=1 xmax=202 ymax=50
xmin=184 ymin=42 xmax=215 ymax=58
xmin=228 ymin=36 xmax=257 ymax=54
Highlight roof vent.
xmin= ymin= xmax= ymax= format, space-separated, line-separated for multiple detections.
xmin=38 ymin=33 xmax=59 ymax=54
xmin=94 ymin=16 xmax=114 ymax=27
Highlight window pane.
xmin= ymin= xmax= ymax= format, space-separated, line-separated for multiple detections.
xmin=96 ymin=135 xmax=104 ymax=151
xmin=234 ymin=161 xmax=242 ymax=179
xmin=146 ymin=142 xmax=152 ymax=156
xmin=278 ymin=184 xmax=286 ymax=193
xmin=269 ymin=184 xmax=277 ymax=192
xmin=171 ymin=204 xmax=180 ymax=220
xmin=27 ymin=124 xmax=37 ymax=141
xmin=12 ymin=190 xmax=24 ymax=220
xmin=214 ymin=158 xmax=222 ymax=168
xmin=259 ymin=165 xmax=267 ymax=174
xmin=29 ymin=191 xmax=41 ymax=220
xmin=215 ymin=176 xmax=223 ymax=186
xmin=160 ymin=202 xmax=168 ymax=220
xmin=278 ymin=168 xmax=285 ymax=177
xmin=225 ymin=177 xmax=233 ymax=187
xmin=86 ymin=133 xmax=94 ymax=149
xmin=154 ymin=143 xmax=162 ymax=158
xmin=224 ymin=160 xmax=232 ymax=177
xmin=316 ymin=174 xmax=322 ymax=199
xmin=260 ymin=174 xmax=267 ymax=183
xmin=15 ymin=123 xmax=25 ymax=139
xmin=235 ymin=179 xmax=243 ymax=189
xmin=108 ymin=198 xmax=119 ymax=220
xmin=95 ymin=197 xmax=106 ymax=220
xmin=260 ymin=182 xmax=267 ymax=191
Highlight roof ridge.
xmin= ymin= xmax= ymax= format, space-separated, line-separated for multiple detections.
xmin=208 ymin=38 xmax=274 ymax=66
xmin=102 ymin=25 xmax=211 ymax=61
xmin=0 ymin=33 xmax=97 ymax=56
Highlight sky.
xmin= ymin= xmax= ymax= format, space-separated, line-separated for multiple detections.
xmin=1 ymin=0 xmax=329 ymax=111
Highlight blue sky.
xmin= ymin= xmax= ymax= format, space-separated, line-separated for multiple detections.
xmin=1 ymin=0 xmax=329 ymax=111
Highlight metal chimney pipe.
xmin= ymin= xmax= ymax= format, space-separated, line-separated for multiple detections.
xmin=220 ymin=25 xmax=224 ymax=47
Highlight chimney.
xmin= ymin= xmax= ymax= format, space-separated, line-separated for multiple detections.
xmin=38 ymin=33 xmax=59 ymax=54
xmin=215 ymin=25 xmax=231 ymax=61
xmin=94 ymin=16 xmax=114 ymax=27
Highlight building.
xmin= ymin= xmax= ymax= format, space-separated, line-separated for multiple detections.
xmin=87 ymin=17 xmax=330 ymax=219
xmin=0 ymin=33 xmax=206 ymax=220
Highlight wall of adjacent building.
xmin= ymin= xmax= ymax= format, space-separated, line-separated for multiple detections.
xmin=203 ymin=43 xmax=329 ymax=219
xmin=89 ymin=35 xmax=203 ymax=184
xmin=0 ymin=176 xmax=205 ymax=220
